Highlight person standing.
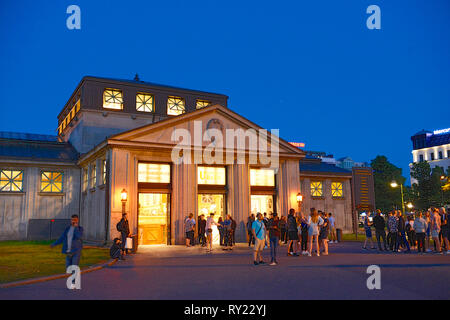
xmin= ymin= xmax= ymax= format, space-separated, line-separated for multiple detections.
xmin=198 ymin=214 xmax=207 ymax=247
xmin=223 ymin=214 xmax=233 ymax=250
xmin=307 ymin=208 xmax=324 ymax=257
xmin=247 ymin=214 xmax=255 ymax=246
xmin=373 ymin=209 xmax=388 ymax=251
xmin=218 ymin=217 xmax=225 ymax=246
xmin=287 ymin=208 xmax=299 ymax=256
xmin=116 ymin=213 xmax=130 ymax=255
xmin=205 ymin=213 xmax=217 ymax=253
xmin=230 ymin=215 xmax=237 ymax=246
xmin=414 ymin=212 xmax=427 ymax=254
xmin=406 ymin=216 xmax=416 ymax=250
xmin=439 ymin=207 xmax=449 ymax=254
xmin=268 ymin=212 xmax=280 ymax=265
xmin=397 ymin=211 xmax=411 ymax=253
xmin=388 ymin=211 xmax=399 ymax=252
xmin=184 ymin=213 xmax=196 ymax=247
xmin=362 ymin=212 xmax=375 ymax=250
xmin=252 ymin=212 xmax=266 ymax=265
xmin=425 ymin=211 xmax=432 ymax=252
xmin=319 ymin=211 xmax=329 ymax=255
xmin=300 ymin=216 xmax=309 ymax=255
xmin=328 ymin=213 xmax=337 ymax=243
xmin=279 ymin=216 xmax=287 ymax=244
xmin=430 ymin=208 xmax=442 ymax=254
xmin=50 ymin=214 xmax=84 ymax=269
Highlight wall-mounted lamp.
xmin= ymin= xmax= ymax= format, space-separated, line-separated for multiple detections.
xmin=296 ymin=193 xmax=303 ymax=203
xmin=121 ymin=188 xmax=128 ymax=214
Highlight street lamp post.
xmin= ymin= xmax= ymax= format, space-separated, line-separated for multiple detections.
xmin=390 ymin=181 xmax=405 ymax=214
xmin=440 ymin=175 xmax=446 ymax=206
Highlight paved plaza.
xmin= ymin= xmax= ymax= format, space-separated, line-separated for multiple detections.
xmin=1 ymin=242 xmax=449 ymax=300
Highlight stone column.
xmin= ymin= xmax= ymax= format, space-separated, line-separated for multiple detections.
xmin=278 ymin=160 xmax=301 ymax=216
xmin=228 ymin=163 xmax=250 ymax=242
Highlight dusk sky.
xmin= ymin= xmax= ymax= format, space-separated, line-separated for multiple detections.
xmin=1 ymin=0 xmax=449 ymax=184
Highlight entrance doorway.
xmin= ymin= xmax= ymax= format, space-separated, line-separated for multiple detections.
xmin=138 ymin=193 xmax=169 ymax=245
xmin=198 ymin=194 xmax=224 ymax=245
xmin=251 ymin=195 xmax=274 ymax=215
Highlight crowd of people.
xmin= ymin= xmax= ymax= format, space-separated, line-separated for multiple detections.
xmin=362 ymin=207 xmax=450 ymax=254
xmin=185 ymin=207 xmax=338 ymax=266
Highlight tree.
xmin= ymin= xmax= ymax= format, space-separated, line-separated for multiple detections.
xmin=370 ymin=155 xmax=406 ymax=213
xmin=410 ymin=162 xmax=449 ymax=209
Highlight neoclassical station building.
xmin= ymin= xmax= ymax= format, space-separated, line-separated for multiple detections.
xmin=0 ymin=76 xmax=363 ymax=245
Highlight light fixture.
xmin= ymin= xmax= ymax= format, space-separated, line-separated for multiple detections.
xmin=390 ymin=181 xmax=398 ymax=188
xmin=407 ymin=202 xmax=413 ymax=209
xmin=296 ymin=193 xmax=303 ymax=203
xmin=121 ymin=189 xmax=128 ymax=202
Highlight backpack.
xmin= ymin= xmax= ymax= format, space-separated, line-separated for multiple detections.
xmin=116 ymin=220 xmax=122 ymax=232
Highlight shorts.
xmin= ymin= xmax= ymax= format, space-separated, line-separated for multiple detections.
xmin=319 ymin=231 xmax=329 ymax=240
xmin=254 ymin=238 xmax=265 ymax=252
xmin=186 ymin=230 xmax=194 ymax=239
xmin=365 ymin=228 xmax=372 ymax=238
xmin=431 ymin=230 xmax=439 ymax=238
xmin=288 ymin=231 xmax=299 ymax=241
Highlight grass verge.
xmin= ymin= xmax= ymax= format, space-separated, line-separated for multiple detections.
xmin=0 ymin=240 xmax=109 ymax=283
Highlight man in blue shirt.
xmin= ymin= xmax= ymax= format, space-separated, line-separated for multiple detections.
xmin=51 ymin=214 xmax=84 ymax=268
xmin=251 ymin=213 xmax=266 ymax=265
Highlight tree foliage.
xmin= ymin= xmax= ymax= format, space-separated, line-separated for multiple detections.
xmin=371 ymin=155 xmax=405 ymax=212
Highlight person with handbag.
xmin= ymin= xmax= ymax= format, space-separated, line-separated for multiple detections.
xmin=117 ymin=213 xmax=131 ymax=254
xmin=50 ymin=214 xmax=84 ymax=269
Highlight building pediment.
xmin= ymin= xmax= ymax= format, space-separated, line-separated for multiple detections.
xmin=108 ymin=105 xmax=304 ymax=159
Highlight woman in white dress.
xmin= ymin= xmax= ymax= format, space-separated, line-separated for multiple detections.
xmin=307 ymin=208 xmax=324 ymax=257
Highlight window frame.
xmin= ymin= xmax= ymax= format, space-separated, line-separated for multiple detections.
xmin=103 ymin=88 xmax=124 ymax=110
xmin=331 ymin=181 xmax=344 ymax=198
xmin=90 ymin=164 xmax=97 ymax=189
xmin=0 ymin=169 xmax=24 ymax=192
xmin=136 ymin=93 xmax=154 ymax=113
xmin=310 ymin=181 xmax=323 ymax=197
xmin=167 ymin=96 xmax=185 ymax=115
xmin=40 ymin=171 xmax=64 ymax=193
xmin=196 ymin=99 xmax=211 ymax=109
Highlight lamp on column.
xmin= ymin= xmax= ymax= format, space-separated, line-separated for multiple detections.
xmin=296 ymin=192 xmax=303 ymax=211
xmin=121 ymin=188 xmax=128 ymax=214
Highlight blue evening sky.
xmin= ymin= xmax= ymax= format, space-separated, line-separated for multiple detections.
xmin=1 ymin=0 xmax=449 ymax=184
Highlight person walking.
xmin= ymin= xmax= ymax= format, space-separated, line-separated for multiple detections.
xmin=373 ymin=209 xmax=388 ymax=251
xmin=287 ymin=208 xmax=299 ymax=256
xmin=328 ymin=213 xmax=337 ymax=243
xmin=268 ymin=212 xmax=280 ymax=265
xmin=247 ymin=214 xmax=256 ymax=247
xmin=362 ymin=212 xmax=375 ymax=250
xmin=414 ymin=212 xmax=427 ymax=254
xmin=205 ymin=213 xmax=217 ymax=253
xmin=306 ymin=208 xmax=324 ymax=257
xmin=252 ymin=212 xmax=267 ymax=265
xmin=116 ymin=213 xmax=130 ymax=255
xmin=184 ymin=213 xmax=196 ymax=247
xmin=50 ymin=214 xmax=84 ymax=269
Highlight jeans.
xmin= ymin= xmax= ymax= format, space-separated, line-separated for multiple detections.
xmin=280 ymin=229 xmax=287 ymax=243
xmin=301 ymin=232 xmax=308 ymax=251
xmin=399 ymin=231 xmax=410 ymax=251
xmin=270 ymin=236 xmax=279 ymax=262
xmin=65 ymin=250 xmax=82 ymax=269
xmin=389 ymin=232 xmax=398 ymax=251
xmin=375 ymin=229 xmax=387 ymax=250
xmin=416 ymin=232 xmax=426 ymax=252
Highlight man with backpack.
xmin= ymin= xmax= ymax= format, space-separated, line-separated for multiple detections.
xmin=117 ymin=213 xmax=130 ymax=255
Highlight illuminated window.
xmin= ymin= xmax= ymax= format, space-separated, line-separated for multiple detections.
xmin=82 ymin=168 xmax=88 ymax=191
xmin=103 ymin=89 xmax=123 ymax=110
xmin=136 ymin=93 xmax=154 ymax=112
xmin=331 ymin=182 xmax=343 ymax=197
xmin=90 ymin=164 xmax=96 ymax=188
xmin=198 ymin=166 xmax=226 ymax=185
xmin=250 ymin=169 xmax=275 ymax=187
xmin=311 ymin=181 xmax=323 ymax=197
xmin=196 ymin=100 xmax=211 ymax=109
xmin=138 ymin=163 xmax=171 ymax=183
xmin=41 ymin=171 xmax=63 ymax=193
xmin=0 ymin=170 xmax=23 ymax=192
xmin=102 ymin=159 xmax=107 ymax=184
xmin=167 ymin=96 xmax=185 ymax=115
